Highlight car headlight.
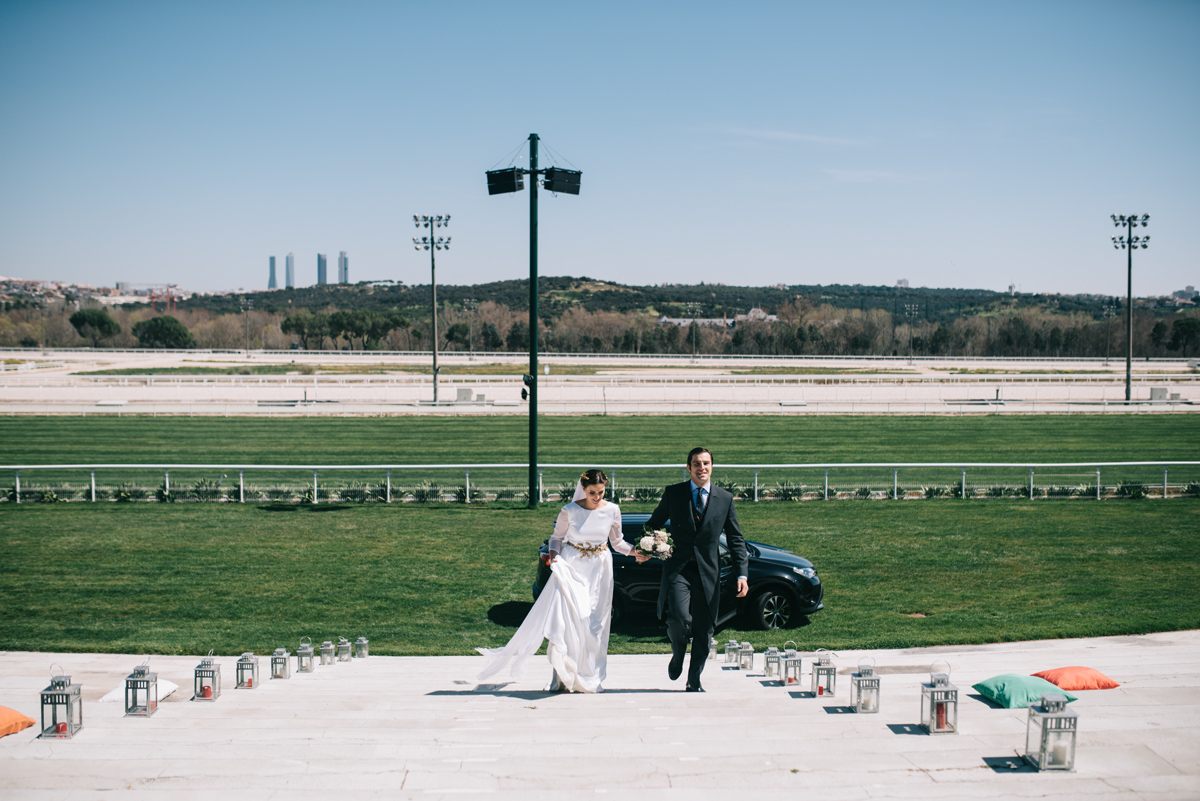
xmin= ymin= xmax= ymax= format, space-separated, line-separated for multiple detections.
xmin=793 ymin=566 xmax=817 ymax=580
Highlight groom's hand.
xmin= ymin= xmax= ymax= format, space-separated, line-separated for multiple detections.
xmin=736 ymin=578 xmax=749 ymax=597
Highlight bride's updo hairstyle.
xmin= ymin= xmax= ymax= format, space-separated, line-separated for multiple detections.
xmin=580 ymin=469 xmax=608 ymax=487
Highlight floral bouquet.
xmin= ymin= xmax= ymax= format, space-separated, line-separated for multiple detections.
xmin=634 ymin=529 xmax=674 ymax=560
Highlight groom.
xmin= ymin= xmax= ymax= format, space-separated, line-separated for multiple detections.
xmin=646 ymin=447 xmax=749 ymax=692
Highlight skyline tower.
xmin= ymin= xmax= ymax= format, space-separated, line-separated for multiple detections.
xmin=268 ymin=256 xmax=277 ymax=289
xmin=337 ymin=251 xmax=348 ymax=284
xmin=317 ymin=253 xmax=327 ymax=284
xmin=285 ymin=253 xmax=295 ymax=288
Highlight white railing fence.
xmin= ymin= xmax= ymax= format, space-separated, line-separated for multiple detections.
xmin=4 ymin=462 xmax=1198 ymax=504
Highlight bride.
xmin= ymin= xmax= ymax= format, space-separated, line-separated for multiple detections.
xmin=476 ymin=469 xmax=649 ymax=693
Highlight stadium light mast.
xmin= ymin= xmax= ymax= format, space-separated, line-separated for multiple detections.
xmin=486 ymin=133 xmax=582 ymax=507
xmin=414 ymin=214 xmax=451 ymax=404
xmin=1111 ymin=213 xmax=1149 ymax=403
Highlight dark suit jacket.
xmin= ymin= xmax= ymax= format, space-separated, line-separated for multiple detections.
xmin=646 ymin=481 xmax=750 ymax=622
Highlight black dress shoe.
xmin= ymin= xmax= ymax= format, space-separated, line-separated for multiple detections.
xmin=668 ymin=652 xmax=684 ymax=681
xmin=685 ymin=683 xmax=705 ymax=692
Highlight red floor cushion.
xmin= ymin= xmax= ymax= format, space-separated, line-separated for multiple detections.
xmin=1032 ymin=666 xmax=1120 ymax=691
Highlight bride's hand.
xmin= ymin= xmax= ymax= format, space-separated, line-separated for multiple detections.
xmin=633 ymin=551 xmax=650 ymax=563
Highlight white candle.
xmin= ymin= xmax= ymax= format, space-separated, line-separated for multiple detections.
xmin=1051 ymin=742 xmax=1069 ymax=765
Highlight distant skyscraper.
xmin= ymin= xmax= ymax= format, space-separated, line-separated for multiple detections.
xmin=268 ymin=256 xmax=277 ymax=289
xmin=337 ymin=251 xmax=348 ymax=284
xmin=317 ymin=253 xmax=327 ymax=284
xmin=285 ymin=253 xmax=295 ymax=288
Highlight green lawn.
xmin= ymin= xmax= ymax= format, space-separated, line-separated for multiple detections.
xmin=3 ymin=415 xmax=1198 ymax=494
xmin=2 ymin=500 xmax=1197 ymax=656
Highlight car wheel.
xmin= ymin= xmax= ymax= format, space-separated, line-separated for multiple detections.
xmin=611 ymin=593 xmax=625 ymax=626
xmin=749 ymin=588 xmax=794 ymax=630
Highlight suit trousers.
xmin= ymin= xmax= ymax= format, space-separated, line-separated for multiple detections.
xmin=666 ymin=562 xmax=714 ymax=685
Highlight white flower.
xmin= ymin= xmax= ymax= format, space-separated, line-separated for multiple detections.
xmin=639 ymin=535 xmax=655 ymax=551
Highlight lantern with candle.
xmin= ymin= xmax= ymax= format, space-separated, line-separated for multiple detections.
xmin=192 ymin=652 xmax=221 ymax=701
xmin=920 ymin=663 xmax=958 ymax=734
xmin=762 ymin=646 xmax=782 ymax=678
xmin=708 ymin=636 xmax=717 ymax=661
xmin=724 ymin=639 xmax=740 ymax=663
xmin=336 ymin=637 xmax=352 ymax=662
xmin=811 ymin=650 xmax=837 ymax=697
xmin=271 ymin=648 xmax=291 ymax=680
xmin=1024 ymin=693 xmax=1078 ymax=771
xmin=850 ymin=657 xmax=880 ymax=713
xmin=777 ymin=642 xmax=806 ymax=685
xmin=353 ymin=637 xmax=370 ymax=659
xmin=39 ymin=667 xmax=82 ymax=739
xmin=236 ymin=652 xmax=259 ymax=689
xmin=738 ymin=641 xmax=755 ymax=671
xmin=320 ymin=640 xmax=335 ymax=666
xmin=124 ymin=663 xmax=158 ymax=717
xmin=297 ymin=637 xmax=315 ymax=673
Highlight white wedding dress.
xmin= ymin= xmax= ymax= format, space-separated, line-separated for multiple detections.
xmin=476 ymin=500 xmax=634 ymax=693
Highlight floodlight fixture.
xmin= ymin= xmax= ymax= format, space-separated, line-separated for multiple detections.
xmin=1108 ymin=212 xmax=1150 ymax=403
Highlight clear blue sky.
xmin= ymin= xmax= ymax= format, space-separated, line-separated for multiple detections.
xmin=1 ymin=0 xmax=1196 ymax=297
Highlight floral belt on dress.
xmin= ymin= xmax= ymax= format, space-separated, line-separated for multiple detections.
xmin=566 ymin=541 xmax=608 ymax=559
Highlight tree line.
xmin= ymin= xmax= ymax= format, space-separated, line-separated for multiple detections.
xmin=2 ymin=281 xmax=1198 ymax=358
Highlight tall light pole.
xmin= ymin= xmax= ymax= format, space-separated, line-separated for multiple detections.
xmin=1111 ymin=213 xmax=1149 ymax=403
xmin=486 ymin=134 xmax=581 ymax=506
xmin=904 ymin=303 xmax=919 ymax=364
xmin=686 ymin=302 xmax=701 ymax=357
xmin=240 ymin=298 xmax=253 ymax=355
xmin=414 ymin=214 xmax=451 ymax=404
xmin=463 ymin=298 xmax=477 ymax=360
xmin=1103 ymin=302 xmax=1117 ymax=366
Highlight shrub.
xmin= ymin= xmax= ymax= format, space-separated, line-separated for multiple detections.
xmin=339 ymin=481 xmax=374 ymax=503
xmin=557 ymin=482 xmax=577 ymax=502
xmin=773 ymin=481 xmax=803 ymax=501
xmin=190 ymin=478 xmax=225 ymax=503
xmin=923 ymin=485 xmax=949 ymax=499
xmin=262 ymin=485 xmax=294 ymax=502
xmin=715 ymin=479 xmax=749 ymax=500
xmin=155 ymin=483 xmax=175 ymax=503
xmin=453 ymin=484 xmax=482 ymax=504
xmin=1182 ymin=481 xmax=1200 ymax=497
xmin=494 ymin=488 xmax=516 ymax=502
xmin=114 ymin=483 xmax=145 ymax=502
xmin=37 ymin=488 xmax=61 ymax=503
xmin=855 ymin=487 xmax=872 ymax=500
xmin=412 ymin=482 xmax=441 ymax=503
xmin=633 ymin=486 xmax=660 ymax=503
xmin=1116 ymin=482 xmax=1146 ymax=500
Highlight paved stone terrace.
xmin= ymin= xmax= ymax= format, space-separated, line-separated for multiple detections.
xmin=1 ymin=631 xmax=1198 ymax=799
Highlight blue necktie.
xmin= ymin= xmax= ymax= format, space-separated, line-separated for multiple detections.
xmin=694 ymin=486 xmax=706 ymax=514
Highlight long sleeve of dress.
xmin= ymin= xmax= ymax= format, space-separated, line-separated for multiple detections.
xmin=549 ymin=507 xmax=570 ymax=554
xmin=607 ymin=506 xmax=633 ymax=555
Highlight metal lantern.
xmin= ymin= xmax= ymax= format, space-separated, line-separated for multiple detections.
xmin=337 ymin=637 xmax=352 ymax=662
xmin=920 ymin=664 xmax=959 ymax=734
xmin=236 ymin=652 xmax=259 ymax=689
xmin=124 ymin=663 xmax=158 ymax=717
xmin=39 ymin=668 xmax=82 ymax=739
xmin=353 ymin=637 xmax=369 ymax=659
xmin=1024 ymin=693 xmax=1078 ymax=771
xmin=271 ymin=648 xmax=291 ymax=680
xmin=724 ymin=639 xmax=740 ymax=663
xmin=192 ymin=652 xmax=221 ymax=701
xmin=320 ymin=640 xmax=335 ymax=666
xmin=850 ymin=657 xmax=880 ymax=713
xmin=762 ymin=646 xmax=781 ymax=677
xmin=811 ymin=650 xmax=836 ymax=697
xmin=738 ymin=641 xmax=755 ymax=671
xmin=297 ymin=637 xmax=315 ymax=673
xmin=780 ymin=653 xmax=803 ymax=686
xmin=708 ymin=636 xmax=717 ymax=661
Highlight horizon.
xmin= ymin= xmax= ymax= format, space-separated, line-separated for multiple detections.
xmin=1 ymin=1 xmax=1196 ymax=297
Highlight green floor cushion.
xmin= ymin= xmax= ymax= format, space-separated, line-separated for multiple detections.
xmin=972 ymin=674 xmax=1078 ymax=709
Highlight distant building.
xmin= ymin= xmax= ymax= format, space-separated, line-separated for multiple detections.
xmin=1172 ymin=285 xmax=1198 ymax=300
xmin=317 ymin=254 xmax=327 ymax=285
xmin=896 ymin=279 xmax=909 ymax=288
xmin=338 ymin=251 xmax=348 ymax=284
xmin=285 ymin=253 xmax=295 ymax=288
xmin=268 ymin=256 xmax=277 ymax=290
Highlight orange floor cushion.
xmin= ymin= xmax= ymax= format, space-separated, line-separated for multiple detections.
xmin=0 ymin=706 xmax=36 ymax=738
xmin=1032 ymin=666 xmax=1120 ymax=691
